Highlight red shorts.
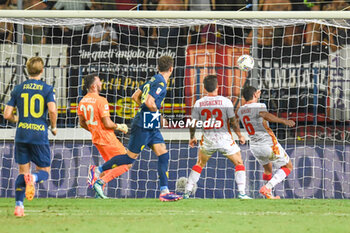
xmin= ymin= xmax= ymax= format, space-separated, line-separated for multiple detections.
xmin=95 ymin=140 xmax=127 ymax=161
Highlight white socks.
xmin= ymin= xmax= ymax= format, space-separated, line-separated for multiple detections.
xmin=186 ymin=170 xmax=201 ymax=193
xmin=266 ymin=168 xmax=287 ymax=190
xmin=235 ymin=170 xmax=246 ymax=195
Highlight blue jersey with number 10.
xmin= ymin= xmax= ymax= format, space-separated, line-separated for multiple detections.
xmin=133 ymin=74 xmax=167 ymax=127
xmin=7 ymin=79 xmax=55 ymax=144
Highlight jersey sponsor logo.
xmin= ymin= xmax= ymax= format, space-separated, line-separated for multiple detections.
xmin=23 ymin=83 xmax=43 ymax=90
xmin=18 ymin=122 xmax=45 ymax=131
xmin=156 ymin=87 xmax=162 ymax=95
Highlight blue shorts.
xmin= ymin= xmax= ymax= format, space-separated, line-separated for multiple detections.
xmin=15 ymin=142 xmax=51 ymax=167
xmin=128 ymin=125 xmax=165 ymax=154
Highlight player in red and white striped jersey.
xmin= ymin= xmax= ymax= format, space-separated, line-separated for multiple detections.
xmin=237 ymin=86 xmax=295 ymax=199
xmin=184 ymin=75 xmax=251 ymax=199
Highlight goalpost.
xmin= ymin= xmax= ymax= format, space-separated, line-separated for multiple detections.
xmin=0 ymin=10 xmax=349 ymax=199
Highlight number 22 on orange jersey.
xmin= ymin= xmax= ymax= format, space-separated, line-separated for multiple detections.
xmin=80 ymin=104 xmax=98 ymax=125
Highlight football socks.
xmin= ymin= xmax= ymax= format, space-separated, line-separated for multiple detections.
xmin=266 ymin=167 xmax=291 ymax=190
xmin=158 ymin=152 xmax=169 ymax=191
xmin=186 ymin=165 xmax=202 ymax=193
xmin=101 ymin=165 xmax=130 ymax=184
xmin=15 ymin=175 xmax=25 ymax=207
xmin=235 ymin=165 xmax=246 ymax=195
xmin=33 ymin=170 xmax=49 ymax=183
xmin=101 ymin=154 xmax=135 ymax=171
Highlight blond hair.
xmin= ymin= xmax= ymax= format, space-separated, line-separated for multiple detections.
xmin=26 ymin=57 xmax=44 ymax=77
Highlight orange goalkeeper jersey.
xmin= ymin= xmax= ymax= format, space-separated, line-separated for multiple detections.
xmin=77 ymin=93 xmax=118 ymax=145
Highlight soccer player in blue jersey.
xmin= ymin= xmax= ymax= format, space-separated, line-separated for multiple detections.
xmin=4 ymin=57 xmax=57 ymax=217
xmin=90 ymin=55 xmax=182 ymax=201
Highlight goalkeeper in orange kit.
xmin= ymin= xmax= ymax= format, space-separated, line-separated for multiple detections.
xmin=77 ymin=74 xmax=130 ymax=198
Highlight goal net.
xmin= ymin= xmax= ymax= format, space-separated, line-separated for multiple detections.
xmin=0 ymin=12 xmax=349 ymax=199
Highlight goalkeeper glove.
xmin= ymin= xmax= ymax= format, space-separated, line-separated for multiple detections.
xmin=116 ymin=123 xmax=128 ymax=134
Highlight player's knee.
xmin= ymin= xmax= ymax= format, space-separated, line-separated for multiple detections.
xmin=127 ymin=151 xmax=139 ymax=159
xmin=232 ymin=159 xmax=243 ymax=166
xmin=263 ymin=166 xmax=273 ymax=174
xmin=19 ymin=163 xmax=31 ymax=174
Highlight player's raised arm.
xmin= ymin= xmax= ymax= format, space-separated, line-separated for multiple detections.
xmin=259 ymin=111 xmax=295 ymax=127
xmin=101 ymin=116 xmax=128 ymax=134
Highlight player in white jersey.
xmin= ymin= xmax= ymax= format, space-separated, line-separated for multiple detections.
xmin=237 ymin=86 xmax=295 ymax=199
xmin=184 ymin=75 xmax=251 ymax=199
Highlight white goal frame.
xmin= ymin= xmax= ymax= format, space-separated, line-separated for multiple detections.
xmin=0 ymin=10 xmax=349 ymax=19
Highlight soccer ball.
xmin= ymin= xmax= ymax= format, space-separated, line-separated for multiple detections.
xmin=175 ymin=177 xmax=197 ymax=194
xmin=237 ymin=55 xmax=254 ymax=71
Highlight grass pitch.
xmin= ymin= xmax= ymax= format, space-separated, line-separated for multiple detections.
xmin=0 ymin=198 xmax=349 ymax=233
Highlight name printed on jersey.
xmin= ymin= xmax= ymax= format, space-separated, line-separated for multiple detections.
xmin=80 ymin=97 xmax=97 ymax=104
xmin=199 ymin=100 xmax=223 ymax=107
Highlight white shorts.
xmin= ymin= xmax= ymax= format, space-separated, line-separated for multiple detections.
xmin=250 ymin=143 xmax=290 ymax=168
xmin=199 ymin=136 xmax=240 ymax=157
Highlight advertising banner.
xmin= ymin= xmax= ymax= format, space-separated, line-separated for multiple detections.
xmin=0 ymin=44 xmax=68 ymax=113
xmin=1 ymin=142 xmax=349 ymax=199
xmin=70 ymin=44 xmax=186 ymax=123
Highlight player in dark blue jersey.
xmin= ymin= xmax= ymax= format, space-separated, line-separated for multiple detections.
xmin=89 ymin=56 xmax=182 ymax=201
xmin=4 ymin=57 xmax=57 ymax=217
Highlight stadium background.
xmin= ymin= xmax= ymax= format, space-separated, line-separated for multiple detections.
xmin=0 ymin=8 xmax=349 ymax=199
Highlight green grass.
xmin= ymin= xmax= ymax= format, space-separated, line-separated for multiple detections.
xmin=0 ymin=198 xmax=349 ymax=233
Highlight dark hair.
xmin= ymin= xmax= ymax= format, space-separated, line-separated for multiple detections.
xmin=158 ymin=56 xmax=174 ymax=72
xmin=83 ymin=74 xmax=98 ymax=92
xmin=242 ymin=85 xmax=257 ymax=101
xmin=203 ymin=75 xmax=218 ymax=93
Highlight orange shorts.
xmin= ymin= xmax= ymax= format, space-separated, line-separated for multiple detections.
xmin=95 ymin=140 xmax=127 ymax=162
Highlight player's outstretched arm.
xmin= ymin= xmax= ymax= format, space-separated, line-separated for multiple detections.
xmin=230 ymin=117 xmax=245 ymax=144
xmin=259 ymin=112 xmax=295 ymax=127
xmin=131 ymin=89 xmax=142 ymax=106
xmin=101 ymin=116 xmax=128 ymax=134
xmin=3 ymin=105 xmax=18 ymax=123
xmin=48 ymin=102 xmax=57 ymax=136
